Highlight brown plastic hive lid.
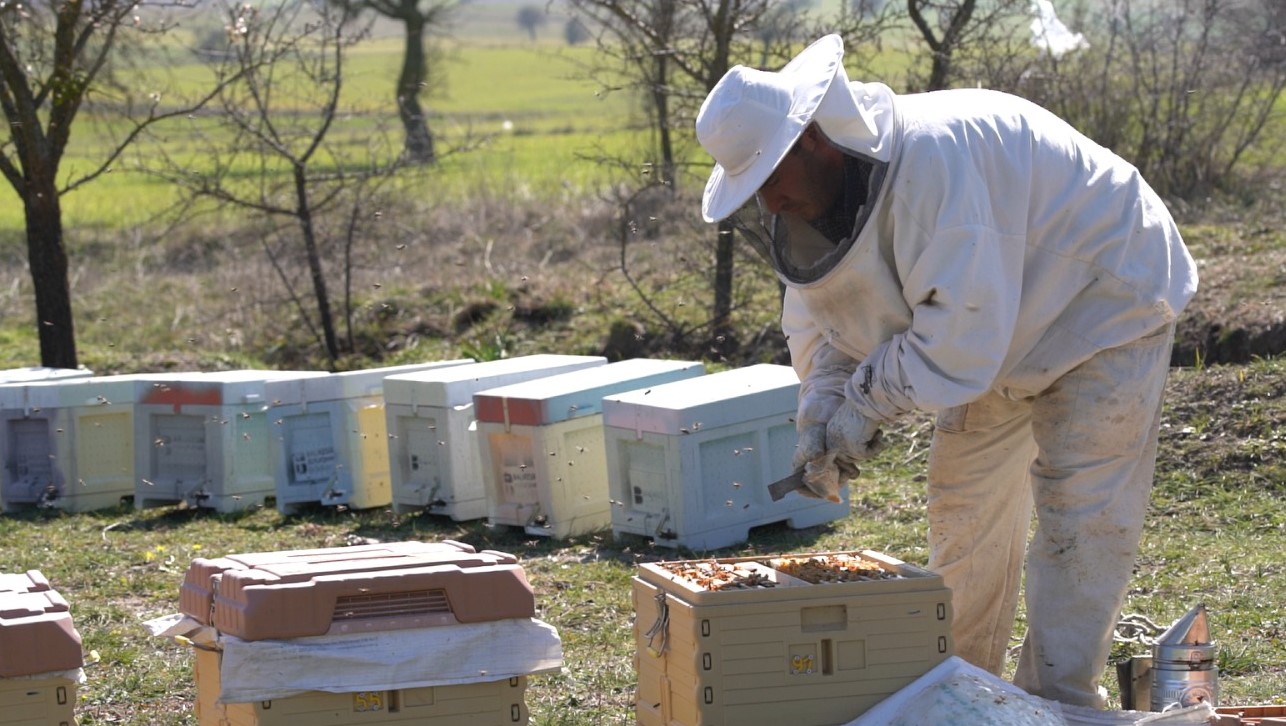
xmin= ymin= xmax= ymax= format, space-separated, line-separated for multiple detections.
xmin=180 ymin=540 xmax=480 ymax=624
xmin=209 ymin=549 xmax=535 ymax=641
xmin=0 ymin=574 xmax=83 ymax=677
xmin=0 ymin=570 xmax=53 ymax=595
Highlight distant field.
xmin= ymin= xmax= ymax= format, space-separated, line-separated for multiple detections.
xmin=0 ymin=35 xmax=640 ymax=233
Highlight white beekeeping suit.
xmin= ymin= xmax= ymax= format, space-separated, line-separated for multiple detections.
xmin=1030 ymin=0 xmax=1090 ymax=58
xmin=694 ymin=34 xmax=1197 ymax=709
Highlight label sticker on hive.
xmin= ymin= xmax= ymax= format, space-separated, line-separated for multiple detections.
xmin=789 ymin=647 xmax=818 ymax=675
xmin=495 ymin=433 xmax=539 ymax=504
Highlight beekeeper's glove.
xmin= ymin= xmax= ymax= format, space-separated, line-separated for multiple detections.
xmin=825 ymin=399 xmax=885 ymax=474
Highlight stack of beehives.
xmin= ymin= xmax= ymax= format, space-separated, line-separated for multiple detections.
xmin=170 ymin=539 xmax=563 ymax=726
xmin=0 ymin=570 xmax=85 ymax=726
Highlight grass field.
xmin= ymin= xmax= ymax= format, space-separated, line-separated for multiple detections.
xmin=0 ymin=358 xmax=1282 ymax=725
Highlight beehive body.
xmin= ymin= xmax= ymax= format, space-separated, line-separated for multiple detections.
xmin=0 ymin=375 xmax=145 ymax=512
xmin=266 ymin=361 xmax=473 ymax=515
xmin=603 ymin=365 xmax=847 ymax=551
xmin=132 ymin=370 xmax=329 ymax=512
xmin=0 ymin=369 xmax=95 ymax=511
xmin=632 ymin=552 xmax=953 ymax=726
xmin=382 ymin=355 xmax=606 ymax=521
xmin=194 ymin=648 xmax=530 ymax=726
xmin=476 ymin=359 xmax=705 ymax=539
xmin=0 ymin=675 xmax=77 ymax=726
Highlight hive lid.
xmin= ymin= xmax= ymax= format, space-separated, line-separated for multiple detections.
xmin=265 ymin=360 xmax=477 ymax=407
xmin=474 ymin=358 xmax=705 ymax=426
xmin=0 ymin=367 xmax=93 ymax=384
xmin=602 ymin=363 xmax=799 ymax=435
xmin=133 ymin=370 xmax=329 ymax=410
xmin=211 ymin=554 xmax=536 ymax=640
xmin=0 ymin=570 xmax=51 ymax=595
xmin=180 ymin=540 xmax=481 ymax=623
xmin=382 ymin=354 xmax=606 ymax=408
xmin=0 ymin=571 xmax=83 ymax=677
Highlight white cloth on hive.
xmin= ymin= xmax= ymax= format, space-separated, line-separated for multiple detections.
xmin=215 ymin=617 xmax=563 ymax=703
xmin=142 ymin=612 xmax=563 ymax=703
xmin=845 ymin=657 xmax=1214 ymax=726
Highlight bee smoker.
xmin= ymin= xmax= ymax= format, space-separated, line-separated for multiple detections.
xmin=1149 ymin=603 xmax=1219 ymax=711
xmin=1116 ymin=603 xmax=1218 ymax=711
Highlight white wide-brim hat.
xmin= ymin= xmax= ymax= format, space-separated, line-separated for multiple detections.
xmin=696 ymin=35 xmax=845 ymax=223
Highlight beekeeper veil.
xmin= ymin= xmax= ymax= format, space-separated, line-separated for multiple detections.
xmin=695 ymin=34 xmax=893 ymax=281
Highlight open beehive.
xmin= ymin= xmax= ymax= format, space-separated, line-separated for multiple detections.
xmin=632 ymin=550 xmax=953 ymax=726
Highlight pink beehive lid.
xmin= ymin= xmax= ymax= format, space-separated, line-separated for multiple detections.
xmin=180 ymin=540 xmax=480 ymax=624
xmin=212 ymin=553 xmax=536 ymax=641
xmin=0 ymin=572 xmax=83 ymax=677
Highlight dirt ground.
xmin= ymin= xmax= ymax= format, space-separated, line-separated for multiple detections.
xmin=1172 ymin=225 xmax=1286 ymax=367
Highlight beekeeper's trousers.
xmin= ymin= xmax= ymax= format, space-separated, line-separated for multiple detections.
xmin=925 ymin=323 xmax=1176 ymax=709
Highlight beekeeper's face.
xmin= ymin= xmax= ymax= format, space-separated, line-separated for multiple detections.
xmin=755 ymin=124 xmax=844 ymax=222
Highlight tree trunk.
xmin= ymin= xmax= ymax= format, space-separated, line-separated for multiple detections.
xmin=24 ymin=179 xmax=78 ymax=369
xmin=294 ymin=166 xmax=340 ymax=367
xmin=652 ymin=53 xmax=676 ymax=188
xmin=398 ymin=15 xmax=436 ymax=164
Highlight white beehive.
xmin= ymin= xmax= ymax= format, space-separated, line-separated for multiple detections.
xmin=384 ymin=355 xmax=607 ymax=521
xmin=475 ymin=358 xmax=705 ymax=539
xmin=0 ymin=368 xmax=93 ymax=512
xmin=133 ymin=370 xmax=329 ymax=513
xmin=264 ymin=360 xmax=473 ymax=515
xmin=0 ymin=374 xmax=150 ymax=512
xmin=602 ymin=364 xmax=849 ymax=551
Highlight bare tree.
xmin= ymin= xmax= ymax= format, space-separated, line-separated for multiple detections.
xmin=0 ymin=0 xmax=231 ymax=368
xmin=1017 ymin=0 xmax=1286 ymax=200
xmin=332 ymin=0 xmax=458 ymax=164
xmin=565 ymin=1 xmax=900 ymax=357
xmin=151 ymin=0 xmax=401 ymax=368
xmin=905 ymin=0 xmax=1029 ymax=90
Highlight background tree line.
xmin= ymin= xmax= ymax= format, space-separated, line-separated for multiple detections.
xmin=2 ymin=0 xmax=1282 ymax=371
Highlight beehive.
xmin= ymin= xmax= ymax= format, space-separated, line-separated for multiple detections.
xmin=632 ymin=551 xmax=953 ymax=726
xmin=132 ymin=370 xmax=330 ymax=512
xmin=0 ymin=570 xmax=84 ymax=726
xmin=264 ymin=361 xmax=473 ymax=515
xmin=474 ymin=358 xmax=705 ymax=539
xmin=0 ymin=374 xmax=164 ymax=513
xmin=383 ymin=355 xmax=606 ymax=521
xmin=180 ymin=543 xmax=550 ymax=726
xmin=602 ymin=364 xmax=848 ymax=551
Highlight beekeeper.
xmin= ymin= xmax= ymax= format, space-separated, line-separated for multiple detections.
xmin=695 ymin=35 xmax=1197 ymax=708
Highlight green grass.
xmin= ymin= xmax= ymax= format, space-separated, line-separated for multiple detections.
xmin=1 ymin=358 xmax=1282 ymax=724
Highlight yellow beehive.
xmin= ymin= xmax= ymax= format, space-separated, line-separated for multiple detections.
xmin=632 ymin=550 xmax=953 ymax=726
xmin=194 ymin=648 xmax=530 ymax=726
xmin=0 ymin=675 xmax=77 ymax=726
